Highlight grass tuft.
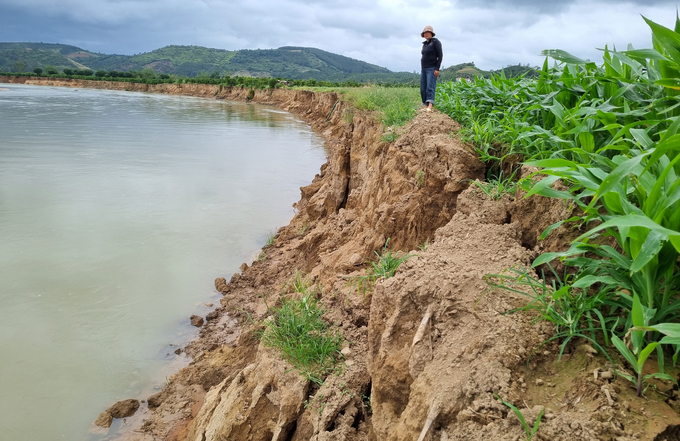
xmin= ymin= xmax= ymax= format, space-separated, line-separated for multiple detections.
xmin=266 ymin=231 xmax=276 ymax=247
xmin=283 ymin=269 xmax=313 ymax=294
xmin=261 ymin=290 xmax=342 ymax=384
xmin=344 ymin=238 xmax=414 ymax=297
xmin=468 ymin=171 xmax=516 ymax=201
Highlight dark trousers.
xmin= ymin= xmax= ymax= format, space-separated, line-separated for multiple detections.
xmin=420 ymin=67 xmax=437 ymax=105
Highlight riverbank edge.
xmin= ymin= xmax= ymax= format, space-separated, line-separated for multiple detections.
xmin=6 ymin=76 xmax=679 ymax=441
xmin=0 ymin=75 xmax=370 ymax=438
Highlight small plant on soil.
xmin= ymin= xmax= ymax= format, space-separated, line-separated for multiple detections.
xmin=298 ymin=223 xmax=310 ymax=236
xmin=339 ymin=382 xmax=356 ymax=398
xmin=361 ymin=393 xmax=372 ymax=415
xmin=304 ymin=393 xmax=327 ymax=415
xmin=611 ymin=292 xmax=680 ymax=397
xmin=344 ymin=238 xmax=414 ymax=297
xmin=342 ymin=110 xmax=354 ymax=124
xmin=261 ymin=290 xmax=343 ymax=385
xmin=256 ymin=250 xmax=267 ymax=262
xmin=415 ymin=170 xmax=425 ymax=188
xmin=381 ymin=131 xmax=399 ymax=143
xmin=484 ymin=266 xmax=613 ymax=365
xmin=417 ymin=239 xmax=430 ymax=251
xmin=468 ymin=170 xmax=516 ymax=201
xmin=283 ymin=269 xmax=313 ymax=294
xmin=265 ymin=231 xmax=276 ymax=247
xmin=495 ymin=394 xmax=544 ymax=441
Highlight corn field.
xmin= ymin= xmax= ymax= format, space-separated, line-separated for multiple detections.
xmin=438 ymin=15 xmax=680 ymax=393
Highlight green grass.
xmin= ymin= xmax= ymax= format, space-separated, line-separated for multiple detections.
xmin=260 ymin=290 xmax=343 ymax=384
xmin=415 ymin=170 xmax=425 ymax=188
xmin=302 ymin=86 xmax=421 ymax=128
xmin=484 ymin=266 xmax=612 ymax=366
xmin=468 ymin=171 xmax=517 ymax=200
xmin=344 ymin=239 xmax=414 ymax=297
xmin=283 ymin=269 xmax=313 ymax=294
xmin=495 ymin=394 xmax=544 ymax=440
xmin=265 ymin=231 xmax=276 ymax=247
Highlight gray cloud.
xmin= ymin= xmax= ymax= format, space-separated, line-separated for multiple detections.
xmin=0 ymin=0 xmax=678 ymax=72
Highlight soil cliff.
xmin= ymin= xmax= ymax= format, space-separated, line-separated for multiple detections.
xmin=4 ymin=76 xmax=679 ymax=440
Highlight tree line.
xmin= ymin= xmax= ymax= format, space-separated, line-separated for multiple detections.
xmin=0 ymin=66 xmax=417 ymax=89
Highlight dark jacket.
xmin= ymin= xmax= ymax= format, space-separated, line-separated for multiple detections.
xmin=421 ymin=37 xmax=443 ymax=70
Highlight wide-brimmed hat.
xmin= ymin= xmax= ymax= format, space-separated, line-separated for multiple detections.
xmin=421 ymin=25 xmax=435 ymax=37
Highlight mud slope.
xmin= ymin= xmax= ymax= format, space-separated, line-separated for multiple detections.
xmin=7 ymin=77 xmax=679 ymax=440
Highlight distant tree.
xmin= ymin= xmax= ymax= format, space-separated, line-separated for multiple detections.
xmin=45 ymin=65 xmax=58 ymax=75
xmin=33 ymin=67 xmax=43 ymax=75
xmin=13 ymin=61 xmax=26 ymax=73
xmin=140 ymin=68 xmax=156 ymax=79
xmin=159 ymin=74 xmax=170 ymax=79
xmin=63 ymin=68 xmax=74 ymax=75
xmin=95 ymin=70 xmax=107 ymax=77
xmin=210 ymin=70 xmax=221 ymax=79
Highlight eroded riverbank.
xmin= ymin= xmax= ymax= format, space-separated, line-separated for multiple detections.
xmin=5 ymin=76 xmax=680 ymax=441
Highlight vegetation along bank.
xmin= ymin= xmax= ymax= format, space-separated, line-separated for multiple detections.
xmin=4 ymin=14 xmax=680 ymax=441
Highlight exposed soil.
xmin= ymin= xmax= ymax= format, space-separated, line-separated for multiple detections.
xmin=5 ymin=76 xmax=679 ymax=440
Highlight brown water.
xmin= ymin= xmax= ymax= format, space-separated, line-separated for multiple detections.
xmin=0 ymin=84 xmax=326 ymax=440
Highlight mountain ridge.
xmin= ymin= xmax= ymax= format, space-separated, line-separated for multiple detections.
xmin=0 ymin=42 xmax=535 ymax=82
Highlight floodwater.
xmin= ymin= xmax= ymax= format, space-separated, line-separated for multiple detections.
xmin=0 ymin=84 xmax=327 ymax=440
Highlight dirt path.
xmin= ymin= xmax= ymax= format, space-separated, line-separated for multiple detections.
xmin=4 ymin=76 xmax=679 ymax=441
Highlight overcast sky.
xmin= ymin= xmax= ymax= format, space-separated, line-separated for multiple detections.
xmin=0 ymin=0 xmax=677 ymax=72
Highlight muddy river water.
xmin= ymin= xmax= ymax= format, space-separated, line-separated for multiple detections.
xmin=0 ymin=84 xmax=326 ymax=440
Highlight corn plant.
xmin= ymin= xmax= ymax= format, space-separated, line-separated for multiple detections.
xmin=494 ymin=394 xmax=544 ymax=441
xmin=447 ymin=15 xmax=680 ymax=374
xmin=611 ymin=292 xmax=679 ymax=396
xmin=526 ymin=114 xmax=680 ymax=325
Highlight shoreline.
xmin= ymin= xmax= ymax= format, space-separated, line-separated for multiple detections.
xmin=6 ymin=76 xmax=680 ymax=441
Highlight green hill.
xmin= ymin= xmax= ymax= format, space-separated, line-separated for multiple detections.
xmin=0 ymin=42 xmax=535 ymax=83
xmin=438 ymin=61 xmax=537 ymax=81
xmin=0 ymin=42 xmax=95 ymax=72
xmin=0 ymin=43 xmax=405 ymax=81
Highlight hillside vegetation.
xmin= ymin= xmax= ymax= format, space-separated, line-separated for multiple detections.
xmin=438 ymin=61 xmax=537 ymax=81
xmin=0 ymin=42 xmax=416 ymax=82
xmin=1 ymin=42 xmax=536 ymax=83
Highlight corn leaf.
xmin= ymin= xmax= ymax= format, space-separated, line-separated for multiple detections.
xmin=638 ymin=342 xmax=660 ymax=372
xmin=651 ymin=323 xmax=680 ymax=338
xmin=630 ymin=230 xmax=665 ymax=273
xmin=593 ymin=154 xmax=649 ymax=202
xmin=612 ymin=335 xmax=639 ymax=372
